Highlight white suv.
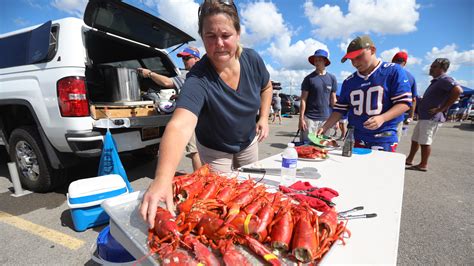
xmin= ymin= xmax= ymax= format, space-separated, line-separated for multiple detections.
xmin=0 ymin=0 xmax=194 ymax=192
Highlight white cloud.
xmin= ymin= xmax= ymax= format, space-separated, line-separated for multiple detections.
xmin=416 ymin=75 xmax=435 ymax=95
xmin=13 ymin=18 xmax=29 ymax=26
xmin=50 ymin=0 xmax=87 ymax=17
xmin=340 ymin=70 xmax=353 ymax=81
xmin=304 ymin=0 xmax=420 ymax=39
xmin=424 ymin=44 xmax=474 ymax=72
xmin=240 ymin=2 xmax=289 ymax=47
xmin=266 ymin=65 xmax=308 ymax=95
xmin=80 ymin=0 xmax=336 ymax=83
xmin=380 ymin=47 xmax=401 ymax=62
xmin=74 ymin=0 xmax=331 ymax=74
xmin=147 ymin=0 xmax=201 ymax=42
xmin=456 ymin=79 xmax=474 ymax=88
xmin=267 ymin=37 xmax=329 ymax=70
xmin=339 ymin=38 xmax=351 ymax=52
xmin=140 ymin=0 xmax=300 ymax=59
xmin=26 ymin=0 xmax=43 ymax=9
xmin=238 ymin=1 xmax=329 ymax=71
xmin=379 ymin=47 xmax=422 ymax=66
xmin=408 ymin=57 xmax=422 ymax=66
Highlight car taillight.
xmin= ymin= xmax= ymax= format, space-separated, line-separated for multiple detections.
xmin=57 ymin=76 xmax=89 ymax=117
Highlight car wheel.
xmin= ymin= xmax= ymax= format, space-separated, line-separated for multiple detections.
xmin=8 ymin=126 xmax=63 ymax=192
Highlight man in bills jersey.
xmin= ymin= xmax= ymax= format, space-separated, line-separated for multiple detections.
xmin=317 ymin=35 xmax=412 ymax=152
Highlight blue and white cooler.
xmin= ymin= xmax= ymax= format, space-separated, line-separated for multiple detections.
xmin=67 ymin=174 xmax=129 ymax=232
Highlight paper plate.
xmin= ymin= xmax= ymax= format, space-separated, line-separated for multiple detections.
xmin=298 ymin=156 xmax=327 ymax=162
xmin=298 ymin=153 xmax=329 ymax=161
xmin=308 ymin=133 xmax=328 ymax=147
xmin=353 ymin=147 xmax=372 ymax=155
xmin=308 ymin=133 xmax=339 ymax=148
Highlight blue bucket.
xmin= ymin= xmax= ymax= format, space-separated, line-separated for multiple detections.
xmin=97 ymin=225 xmax=135 ymax=263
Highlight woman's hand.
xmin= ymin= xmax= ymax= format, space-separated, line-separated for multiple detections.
xmin=139 ymin=178 xmax=175 ymax=228
xmin=256 ymin=119 xmax=269 ymax=142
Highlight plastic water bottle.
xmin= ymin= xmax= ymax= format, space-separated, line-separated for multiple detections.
xmin=281 ymin=143 xmax=298 ymax=186
xmin=342 ymin=126 xmax=354 ymax=157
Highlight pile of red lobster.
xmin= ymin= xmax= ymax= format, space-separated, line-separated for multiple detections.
xmin=147 ymin=165 xmax=349 ymax=265
xmin=295 ymin=146 xmax=329 ymax=159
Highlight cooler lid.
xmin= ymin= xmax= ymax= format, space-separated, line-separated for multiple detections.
xmin=68 ymin=174 xmax=128 ymax=208
xmin=83 ymin=0 xmax=194 ymax=49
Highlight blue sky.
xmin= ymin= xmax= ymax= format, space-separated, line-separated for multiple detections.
xmin=1 ymin=0 xmax=473 ymax=95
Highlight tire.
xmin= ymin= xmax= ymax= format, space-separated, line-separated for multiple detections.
xmin=8 ymin=126 xmax=64 ymax=192
xmin=132 ymin=144 xmax=159 ymax=161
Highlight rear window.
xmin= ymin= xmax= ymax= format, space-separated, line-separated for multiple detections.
xmin=0 ymin=21 xmax=58 ymax=69
xmin=141 ymin=57 xmax=171 ymax=75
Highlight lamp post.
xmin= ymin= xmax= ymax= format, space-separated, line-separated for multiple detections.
xmin=289 ymin=79 xmax=295 ymax=96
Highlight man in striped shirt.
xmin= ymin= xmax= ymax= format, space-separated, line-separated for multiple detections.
xmin=317 ymin=35 xmax=411 ymax=152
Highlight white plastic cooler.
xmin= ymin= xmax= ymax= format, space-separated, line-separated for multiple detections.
xmin=67 ymin=174 xmax=129 ymax=231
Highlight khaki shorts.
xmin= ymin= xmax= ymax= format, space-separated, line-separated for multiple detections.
xmin=300 ymin=117 xmax=325 ymax=142
xmin=185 ymin=133 xmax=198 ymax=156
xmin=197 ymin=136 xmax=258 ymax=173
xmin=411 ymin=120 xmax=440 ymax=145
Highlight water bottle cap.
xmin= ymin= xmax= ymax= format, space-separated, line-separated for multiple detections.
xmin=287 ymin=143 xmax=295 ymax=148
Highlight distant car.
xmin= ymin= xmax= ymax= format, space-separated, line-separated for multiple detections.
xmin=279 ymin=93 xmax=295 ymax=114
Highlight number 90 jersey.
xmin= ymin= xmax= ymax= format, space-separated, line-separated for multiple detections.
xmin=334 ymin=62 xmax=412 ymax=143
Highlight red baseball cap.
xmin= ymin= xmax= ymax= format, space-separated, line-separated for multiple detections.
xmin=177 ymin=47 xmax=200 ymax=59
xmin=341 ymin=35 xmax=374 ymax=63
xmin=392 ymin=51 xmax=408 ymax=63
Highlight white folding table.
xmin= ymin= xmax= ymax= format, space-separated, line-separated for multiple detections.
xmin=243 ymin=148 xmax=406 ymax=264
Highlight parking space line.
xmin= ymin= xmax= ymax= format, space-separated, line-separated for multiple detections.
xmin=0 ymin=211 xmax=85 ymax=250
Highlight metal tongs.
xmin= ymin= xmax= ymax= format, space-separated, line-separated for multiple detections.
xmin=337 ymin=206 xmax=377 ymax=220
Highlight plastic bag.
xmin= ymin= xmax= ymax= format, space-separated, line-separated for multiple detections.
xmin=98 ymin=130 xmax=133 ymax=192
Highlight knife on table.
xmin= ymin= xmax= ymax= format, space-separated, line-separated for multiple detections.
xmin=239 ymin=167 xmax=321 ymax=179
xmin=239 ymin=167 xmax=308 ymax=178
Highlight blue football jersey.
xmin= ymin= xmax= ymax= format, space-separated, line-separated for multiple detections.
xmin=334 ymin=61 xmax=412 ymax=143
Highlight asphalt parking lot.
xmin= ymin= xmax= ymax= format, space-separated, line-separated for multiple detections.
xmin=0 ymin=116 xmax=472 ymax=265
